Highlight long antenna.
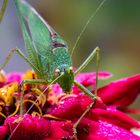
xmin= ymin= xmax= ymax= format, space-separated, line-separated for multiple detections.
xmin=70 ymin=0 xmax=107 ymax=57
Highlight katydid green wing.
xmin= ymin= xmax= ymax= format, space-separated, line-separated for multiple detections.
xmin=14 ymin=0 xmax=72 ymax=80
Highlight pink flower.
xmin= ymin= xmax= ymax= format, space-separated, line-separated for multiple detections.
xmin=5 ymin=114 xmax=50 ymax=140
xmin=77 ymin=118 xmax=140 ymax=140
xmin=6 ymin=72 xmax=22 ymax=84
xmin=97 ymin=74 xmax=140 ymax=106
xmin=0 ymin=70 xmax=140 ymax=140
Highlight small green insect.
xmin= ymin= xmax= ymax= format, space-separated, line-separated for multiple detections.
xmin=0 ymin=0 xmax=106 ymax=138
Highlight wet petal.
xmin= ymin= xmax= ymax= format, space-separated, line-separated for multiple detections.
xmin=77 ymin=118 xmax=140 ymax=140
xmin=75 ymin=72 xmax=112 ymax=86
xmin=73 ymin=72 xmax=112 ymax=94
xmin=97 ymin=74 xmax=140 ymax=106
xmin=48 ymin=96 xmax=83 ymax=120
xmin=45 ymin=121 xmax=72 ymax=140
xmin=89 ymin=107 xmax=140 ymax=130
xmin=48 ymin=94 xmax=106 ymax=120
xmin=5 ymin=114 xmax=50 ymax=140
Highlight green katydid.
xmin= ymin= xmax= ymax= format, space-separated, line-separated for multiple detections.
xmin=0 ymin=0 xmax=106 ymax=138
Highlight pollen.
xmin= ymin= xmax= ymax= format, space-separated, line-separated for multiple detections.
xmin=22 ymin=69 xmax=36 ymax=80
xmin=22 ymin=70 xmax=37 ymax=90
xmin=0 ymin=82 xmax=18 ymax=104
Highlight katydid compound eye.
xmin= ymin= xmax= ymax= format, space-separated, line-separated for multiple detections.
xmin=54 ymin=68 xmax=60 ymax=76
xmin=69 ymin=66 xmax=73 ymax=72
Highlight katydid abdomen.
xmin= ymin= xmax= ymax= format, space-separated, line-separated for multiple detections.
xmin=13 ymin=0 xmax=74 ymax=92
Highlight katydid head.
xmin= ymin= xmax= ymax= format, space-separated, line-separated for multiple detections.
xmin=54 ymin=64 xmax=74 ymax=93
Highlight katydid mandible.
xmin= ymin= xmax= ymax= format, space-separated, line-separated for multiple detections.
xmin=0 ymin=0 xmax=106 ymax=138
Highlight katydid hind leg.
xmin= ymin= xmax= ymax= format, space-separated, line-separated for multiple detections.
xmin=72 ymin=47 xmax=100 ymax=138
xmin=19 ymin=73 xmax=63 ymax=117
xmin=0 ymin=48 xmax=40 ymax=73
xmin=74 ymin=81 xmax=96 ymax=99
xmin=0 ymin=0 xmax=8 ymax=22
xmin=74 ymin=46 xmax=100 ymax=96
xmin=74 ymin=46 xmax=100 ymax=75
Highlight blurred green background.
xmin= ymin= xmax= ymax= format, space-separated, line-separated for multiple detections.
xmin=0 ymin=0 xmax=140 ymax=119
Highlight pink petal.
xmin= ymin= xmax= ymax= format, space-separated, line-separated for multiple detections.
xmin=73 ymin=72 xmax=112 ymax=94
xmin=48 ymin=96 xmax=83 ymax=120
xmin=0 ymin=125 xmax=9 ymax=140
xmin=0 ymin=82 xmax=5 ymax=88
xmin=48 ymin=94 xmax=106 ymax=120
xmin=97 ymin=74 xmax=140 ymax=106
xmin=117 ymin=106 xmax=140 ymax=114
xmin=75 ymin=71 xmax=112 ymax=87
xmin=77 ymin=118 xmax=140 ymax=140
xmin=51 ymin=83 xmax=62 ymax=95
xmin=89 ymin=107 xmax=140 ymax=130
xmin=7 ymin=72 xmax=22 ymax=83
xmin=5 ymin=114 xmax=50 ymax=140
xmin=44 ymin=121 xmax=72 ymax=140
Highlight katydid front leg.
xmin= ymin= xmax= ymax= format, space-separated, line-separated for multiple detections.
xmin=19 ymin=74 xmax=63 ymax=117
xmin=73 ymin=47 xmax=100 ymax=139
xmin=0 ymin=48 xmax=40 ymax=73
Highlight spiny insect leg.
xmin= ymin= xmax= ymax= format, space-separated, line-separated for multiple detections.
xmin=73 ymin=47 xmax=100 ymax=139
xmin=74 ymin=46 xmax=100 ymax=76
xmin=73 ymin=81 xmax=96 ymax=139
xmin=0 ymin=48 xmax=40 ymax=72
xmin=74 ymin=81 xmax=96 ymax=99
xmin=0 ymin=0 xmax=8 ymax=22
